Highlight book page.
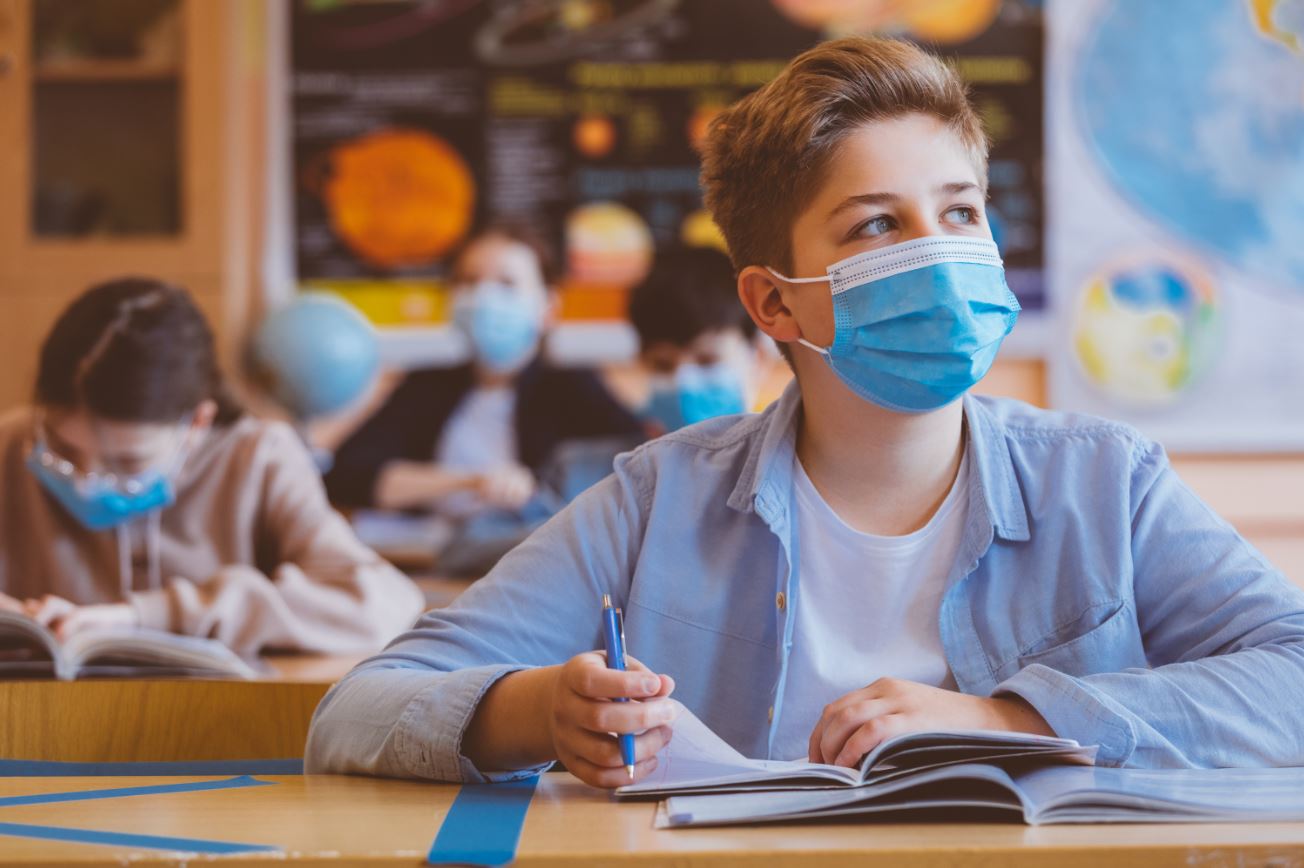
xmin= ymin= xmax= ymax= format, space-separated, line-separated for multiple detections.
xmin=62 ymin=628 xmax=257 ymax=679
xmin=617 ymin=702 xmax=860 ymax=795
xmin=0 ymin=610 xmax=66 ymax=679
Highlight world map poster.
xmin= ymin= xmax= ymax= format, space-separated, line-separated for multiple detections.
xmin=1047 ymin=0 xmax=1304 ymax=450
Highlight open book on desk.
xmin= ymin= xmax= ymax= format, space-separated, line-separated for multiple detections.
xmin=617 ymin=701 xmax=1096 ymax=798
xmin=658 ymin=764 xmax=1304 ymax=827
xmin=0 ymin=611 xmax=258 ymax=680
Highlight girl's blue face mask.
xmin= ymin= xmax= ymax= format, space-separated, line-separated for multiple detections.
xmin=644 ymin=362 xmax=748 ymax=432
xmin=769 ymin=235 xmax=1020 ymax=413
xmin=25 ymin=418 xmax=190 ymax=531
xmin=452 ymin=281 xmax=545 ymax=374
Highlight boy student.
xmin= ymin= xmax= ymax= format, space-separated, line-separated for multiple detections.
xmin=628 ymin=245 xmax=767 ymax=434
xmin=307 ymin=37 xmax=1304 ymax=786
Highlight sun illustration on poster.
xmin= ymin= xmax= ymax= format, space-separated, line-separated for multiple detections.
xmin=318 ymin=129 xmax=475 ymax=271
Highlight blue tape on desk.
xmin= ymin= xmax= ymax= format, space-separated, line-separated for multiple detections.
xmin=428 ymin=775 xmax=539 ymax=867
xmin=0 ymin=757 xmax=303 ymax=776
xmin=0 ymin=821 xmax=278 ymax=854
xmin=0 ymin=775 xmax=273 ymax=808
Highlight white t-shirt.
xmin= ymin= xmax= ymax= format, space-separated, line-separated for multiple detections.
xmin=771 ymin=452 xmax=968 ymax=760
xmin=433 ymin=386 xmax=517 ymax=516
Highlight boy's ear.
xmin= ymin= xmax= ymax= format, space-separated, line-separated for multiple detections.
xmin=737 ymin=266 xmax=804 ymax=348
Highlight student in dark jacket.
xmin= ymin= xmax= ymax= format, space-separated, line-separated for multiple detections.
xmin=324 ymin=224 xmax=643 ymax=515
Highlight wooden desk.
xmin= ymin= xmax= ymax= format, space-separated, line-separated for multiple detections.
xmin=0 ymin=772 xmax=1302 ymax=866
xmin=0 ymin=655 xmax=363 ymax=763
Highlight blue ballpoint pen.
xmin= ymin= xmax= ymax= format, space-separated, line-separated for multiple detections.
xmin=601 ymin=594 xmax=637 ymax=779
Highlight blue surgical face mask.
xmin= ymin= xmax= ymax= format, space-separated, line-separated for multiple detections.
xmin=25 ymin=419 xmax=192 ymax=531
xmin=452 ymin=282 xmax=544 ymax=374
xmin=644 ymin=362 xmax=748 ymax=432
xmin=769 ymin=236 xmax=1020 ymax=413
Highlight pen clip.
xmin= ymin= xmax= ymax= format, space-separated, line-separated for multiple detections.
xmin=617 ymin=606 xmax=628 ymax=668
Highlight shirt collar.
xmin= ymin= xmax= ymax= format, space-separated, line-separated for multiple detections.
xmin=727 ymin=384 xmax=1030 ymax=543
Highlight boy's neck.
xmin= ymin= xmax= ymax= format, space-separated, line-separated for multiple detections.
xmin=793 ymin=358 xmax=966 ymax=537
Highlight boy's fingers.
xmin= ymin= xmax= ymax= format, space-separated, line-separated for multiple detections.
xmin=578 ymin=696 xmax=679 ymax=734
xmin=566 ymin=754 xmax=659 ymax=790
xmin=570 ymin=658 xmax=663 ymax=699
xmin=560 ymin=724 xmax=672 ymax=770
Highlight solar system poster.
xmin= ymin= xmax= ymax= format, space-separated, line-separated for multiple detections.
xmin=290 ymin=0 xmax=1045 ymax=357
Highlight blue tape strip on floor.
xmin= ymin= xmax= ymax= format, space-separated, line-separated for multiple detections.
xmin=0 ymin=757 xmax=303 ymax=776
xmin=0 ymin=774 xmax=273 ymax=808
xmin=428 ymin=775 xmax=539 ymax=867
xmin=0 ymin=821 xmax=278 ymax=854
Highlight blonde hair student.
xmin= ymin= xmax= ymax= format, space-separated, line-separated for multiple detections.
xmin=306 ymin=37 xmax=1304 ymax=786
xmin=0 ymin=277 xmax=424 ymax=657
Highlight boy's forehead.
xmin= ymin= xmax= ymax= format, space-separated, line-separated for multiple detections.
xmin=811 ymin=115 xmax=985 ymax=213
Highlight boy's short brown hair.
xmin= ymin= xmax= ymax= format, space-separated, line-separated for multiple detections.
xmin=700 ymin=36 xmax=988 ymax=275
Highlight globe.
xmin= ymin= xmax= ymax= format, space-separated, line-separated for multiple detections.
xmin=1071 ymin=260 xmax=1221 ymax=407
xmin=251 ymin=293 xmax=380 ymax=419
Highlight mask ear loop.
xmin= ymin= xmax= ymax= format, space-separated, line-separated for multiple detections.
xmin=147 ymin=509 xmax=162 ymax=591
xmin=116 ymin=523 xmax=132 ymax=598
xmin=764 ymin=267 xmax=834 ymax=357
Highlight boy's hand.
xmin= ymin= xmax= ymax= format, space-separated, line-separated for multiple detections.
xmin=807 ymin=677 xmax=1053 ymax=768
xmin=548 ymin=651 xmax=678 ymax=789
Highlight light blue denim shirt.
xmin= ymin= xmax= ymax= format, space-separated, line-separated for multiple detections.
xmin=306 ymin=383 xmax=1304 ymax=780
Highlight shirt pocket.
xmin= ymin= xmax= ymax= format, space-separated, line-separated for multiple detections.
xmin=1015 ymin=599 xmax=1148 ymax=676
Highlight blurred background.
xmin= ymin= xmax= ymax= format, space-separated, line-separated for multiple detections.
xmin=0 ymin=0 xmax=1300 ymax=580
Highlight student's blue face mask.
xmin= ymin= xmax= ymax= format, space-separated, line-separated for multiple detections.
xmin=25 ymin=420 xmax=189 ymax=531
xmin=453 ymin=282 xmax=544 ymax=374
xmin=645 ymin=363 xmax=748 ymax=432
xmin=769 ymin=236 xmax=1020 ymax=413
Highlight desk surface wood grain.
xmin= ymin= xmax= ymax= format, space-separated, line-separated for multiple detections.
xmin=0 ymin=773 xmax=1302 ymax=866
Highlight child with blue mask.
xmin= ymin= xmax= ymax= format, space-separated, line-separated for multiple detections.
xmin=628 ymin=246 xmax=768 ymax=435
xmin=324 ymin=224 xmax=643 ymax=520
xmin=0 ymin=278 xmax=422 ymax=655
xmin=308 ymin=37 xmax=1304 ymax=789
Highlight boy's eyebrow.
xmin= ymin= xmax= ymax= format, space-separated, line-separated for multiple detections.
xmin=826 ymin=182 xmax=983 ymax=220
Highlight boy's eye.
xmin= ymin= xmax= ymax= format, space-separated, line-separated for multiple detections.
xmin=853 ymin=215 xmax=896 ymax=238
xmin=943 ymin=206 xmax=979 ymax=225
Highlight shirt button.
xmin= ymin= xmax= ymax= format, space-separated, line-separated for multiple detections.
xmin=776 ymin=592 xmax=786 ymax=612
xmin=767 ymin=705 xmax=775 ymax=723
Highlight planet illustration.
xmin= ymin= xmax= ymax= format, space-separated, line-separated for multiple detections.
xmin=566 ymin=201 xmax=654 ymax=287
xmin=321 ymin=129 xmax=475 ymax=271
xmin=1071 ymin=258 xmax=1221 ymax=407
xmin=680 ymin=209 xmax=728 ymax=253
xmin=476 ymin=0 xmax=680 ymax=66
xmin=770 ymin=0 xmax=1001 ymax=43
xmin=573 ymin=114 xmax=618 ymax=158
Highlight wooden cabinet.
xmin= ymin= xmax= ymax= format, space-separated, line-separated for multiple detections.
xmin=0 ymin=0 xmax=253 ymax=413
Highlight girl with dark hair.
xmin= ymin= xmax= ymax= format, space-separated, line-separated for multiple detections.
xmin=0 ymin=278 xmax=423 ymax=657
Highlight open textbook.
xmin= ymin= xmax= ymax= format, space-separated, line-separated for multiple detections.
xmin=617 ymin=704 xmax=1304 ymax=827
xmin=0 ymin=610 xmax=257 ymax=680
xmin=617 ymin=701 xmax=1096 ymax=798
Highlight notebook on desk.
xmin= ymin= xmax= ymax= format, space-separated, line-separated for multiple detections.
xmin=0 ymin=610 xmax=257 ymax=680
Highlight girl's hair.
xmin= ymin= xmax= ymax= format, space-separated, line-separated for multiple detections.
xmin=452 ymin=220 xmax=561 ymax=286
xmin=35 ymin=277 xmax=244 ymax=425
